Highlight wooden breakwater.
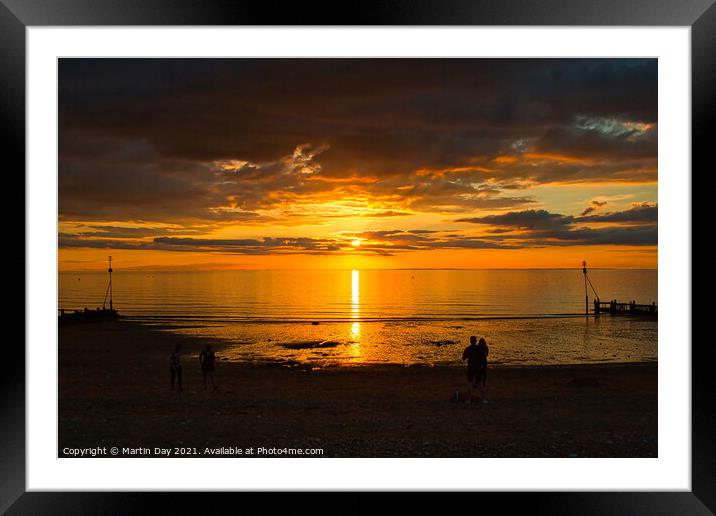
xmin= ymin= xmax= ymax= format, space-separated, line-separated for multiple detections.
xmin=58 ymin=307 xmax=119 ymax=325
xmin=594 ymin=299 xmax=657 ymax=317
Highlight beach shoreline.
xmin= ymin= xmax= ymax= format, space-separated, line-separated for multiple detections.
xmin=59 ymin=320 xmax=657 ymax=458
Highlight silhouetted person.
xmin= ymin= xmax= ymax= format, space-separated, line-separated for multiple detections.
xmin=169 ymin=343 xmax=182 ymax=391
xmin=462 ymin=336 xmax=489 ymax=403
xmin=199 ymin=344 xmax=217 ymax=391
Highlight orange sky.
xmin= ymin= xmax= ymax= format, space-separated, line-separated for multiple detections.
xmin=59 ymin=244 xmax=657 ymax=272
xmin=58 ymin=59 xmax=658 ymax=271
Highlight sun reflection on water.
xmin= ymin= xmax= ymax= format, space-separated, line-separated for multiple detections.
xmin=349 ymin=269 xmax=362 ymax=360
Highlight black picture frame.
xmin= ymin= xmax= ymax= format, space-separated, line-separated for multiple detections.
xmin=3 ymin=0 xmax=710 ymax=512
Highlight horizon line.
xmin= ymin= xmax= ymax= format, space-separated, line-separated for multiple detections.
xmin=58 ymin=266 xmax=658 ymax=272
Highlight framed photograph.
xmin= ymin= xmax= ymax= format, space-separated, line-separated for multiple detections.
xmin=5 ymin=0 xmax=710 ymax=512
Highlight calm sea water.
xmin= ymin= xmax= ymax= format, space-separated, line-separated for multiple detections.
xmin=58 ymin=269 xmax=658 ymax=366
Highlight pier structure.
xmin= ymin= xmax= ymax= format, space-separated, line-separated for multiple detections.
xmin=59 ymin=256 xmax=118 ymax=325
xmin=582 ymin=261 xmax=656 ymax=317
xmin=594 ymin=299 xmax=657 ymax=316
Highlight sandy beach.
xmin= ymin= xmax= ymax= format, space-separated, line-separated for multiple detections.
xmin=59 ymin=320 xmax=657 ymax=458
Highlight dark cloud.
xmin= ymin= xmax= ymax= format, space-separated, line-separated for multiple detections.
xmin=456 ymin=209 xmax=574 ymax=229
xmin=580 ymin=199 xmax=607 ymax=216
xmin=59 ymin=58 xmax=657 ymax=227
xmin=455 ymin=206 xmax=657 ymax=246
xmin=58 ymin=228 xmax=517 ymax=256
xmin=59 ymin=201 xmax=657 ymax=256
xmin=534 ymin=226 xmax=657 ymax=246
xmin=361 ymin=210 xmax=411 ymax=218
xmin=576 ymin=204 xmax=657 ymax=223
xmin=154 ymin=236 xmax=342 ymax=254
xmin=69 ymin=224 xmax=212 ymax=238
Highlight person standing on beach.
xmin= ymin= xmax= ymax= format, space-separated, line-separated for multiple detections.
xmin=169 ymin=343 xmax=182 ymax=391
xmin=199 ymin=344 xmax=217 ymax=391
xmin=462 ymin=336 xmax=489 ymax=403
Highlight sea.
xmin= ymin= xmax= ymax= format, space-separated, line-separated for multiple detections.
xmin=58 ymin=269 xmax=658 ymax=367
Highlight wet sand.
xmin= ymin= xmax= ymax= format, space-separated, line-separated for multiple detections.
xmin=59 ymin=320 xmax=657 ymax=457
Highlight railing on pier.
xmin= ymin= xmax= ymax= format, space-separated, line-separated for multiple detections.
xmin=593 ymin=299 xmax=657 ymax=316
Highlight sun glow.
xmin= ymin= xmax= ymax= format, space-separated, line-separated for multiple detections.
xmin=351 ymin=239 xmax=362 ymax=247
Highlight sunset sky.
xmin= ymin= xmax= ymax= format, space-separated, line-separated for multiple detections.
xmin=58 ymin=58 xmax=657 ymax=271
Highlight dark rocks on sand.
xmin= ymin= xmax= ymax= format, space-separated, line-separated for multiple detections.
xmin=431 ymin=340 xmax=457 ymax=347
xmin=283 ymin=340 xmax=343 ymax=350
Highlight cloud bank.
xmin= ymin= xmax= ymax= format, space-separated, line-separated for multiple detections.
xmin=59 ymin=58 xmax=658 ymax=256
